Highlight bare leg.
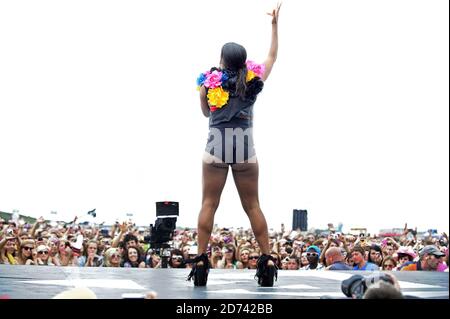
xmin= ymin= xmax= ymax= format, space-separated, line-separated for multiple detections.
xmin=197 ymin=158 xmax=229 ymax=254
xmin=231 ymin=159 xmax=270 ymax=255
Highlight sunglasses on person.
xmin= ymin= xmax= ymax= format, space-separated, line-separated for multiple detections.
xmin=306 ymin=252 xmax=318 ymax=257
xmin=111 ymin=254 xmax=120 ymax=258
xmin=22 ymin=246 xmax=33 ymax=251
xmin=172 ymin=256 xmax=183 ymax=261
xmin=249 ymin=256 xmax=259 ymax=260
xmin=38 ymin=251 xmax=49 ymax=255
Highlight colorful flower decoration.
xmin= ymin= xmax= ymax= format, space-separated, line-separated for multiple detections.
xmin=246 ymin=60 xmax=265 ymax=78
xmin=207 ymin=87 xmax=229 ymax=109
xmin=204 ymin=70 xmax=223 ymax=89
xmin=196 ymin=61 xmax=265 ymax=112
xmin=246 ymin=70 xmax=256 ymax=82
xmin=196 ymin=72 xmax=207 ymax=90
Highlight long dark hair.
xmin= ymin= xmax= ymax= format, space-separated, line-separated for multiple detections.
xmin=220 ymin=42 xmax=247 ymax=99
xmin=121 ymin=246 xmax=144 ymax=267
xmin=368 ymin=244 xmax=383 ymax=266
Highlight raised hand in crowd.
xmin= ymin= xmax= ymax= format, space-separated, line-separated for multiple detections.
xmin=30 ymin=216 xmax=45 ymax=238
xmin=93 ymin=228 xmax=100 ymax=240
xmin=111 ymin=222 xmax=128 ymax=248
xmin=120 ymin=222 xmax=128 ymax=233
xmin=385 ymin=237 xmax=400 ymax=248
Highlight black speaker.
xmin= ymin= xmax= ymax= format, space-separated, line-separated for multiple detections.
xmin=150 ymin=202 xmax=179 ymax=245
xmin=156 ymin=201 xmax=179 ymax=216
xmin=293 ymin=209 xmax=307 ymax=231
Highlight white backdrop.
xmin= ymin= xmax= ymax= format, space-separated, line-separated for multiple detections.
xmin=0 ymin=0 xmax=448 ymax=234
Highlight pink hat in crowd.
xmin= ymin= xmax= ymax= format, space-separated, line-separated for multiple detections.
xmin=396 ymin=246 xmax=417 ymax=259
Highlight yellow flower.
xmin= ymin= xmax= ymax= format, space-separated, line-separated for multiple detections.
xmin=246 ymin=70 xmax=256 ymax=82
xmin=207 ymin=87 xmax=229 ymax=108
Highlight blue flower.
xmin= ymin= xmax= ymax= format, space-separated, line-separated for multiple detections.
xmin=196 ymin=73 xmax=207 ymax=86
xmin=221 ymin=72 xmax=229 ymax=82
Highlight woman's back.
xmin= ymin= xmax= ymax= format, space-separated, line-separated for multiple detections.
xmin=198 ymin=61 xmax=265 ymax=128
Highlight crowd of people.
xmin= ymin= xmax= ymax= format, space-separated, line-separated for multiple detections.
xmin=0 ymin=217 xmax=448 ymax=274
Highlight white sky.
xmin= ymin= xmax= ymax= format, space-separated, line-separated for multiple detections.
xmin=0 ymin=0 xmax=448 ymax=234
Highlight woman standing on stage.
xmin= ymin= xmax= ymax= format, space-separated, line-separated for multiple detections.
xmin=188 ymin=3 xmax=282 ymax=287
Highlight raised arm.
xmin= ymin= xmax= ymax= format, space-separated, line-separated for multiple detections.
xmin=0 ymin=236 xmax=14 ymax=251
xmin=30 ymin=216 xmax=45 ymax=238
xmin=111 ymin=222 xmax=127 ymax=248
xmin=262 ymin=3 xmax=282 ymax=82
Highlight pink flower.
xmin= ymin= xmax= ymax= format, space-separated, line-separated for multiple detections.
xmin=204 ymin=70 xmax=223 ymax=89
xmin=246 ymin=60 xmax=265 ymax=78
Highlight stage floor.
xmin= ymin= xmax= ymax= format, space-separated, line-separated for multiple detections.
xmin=0 ymin=265 xmax=448 ymax=299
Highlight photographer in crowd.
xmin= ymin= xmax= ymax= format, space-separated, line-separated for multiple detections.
xmin=362 ymin=273 xmax=404 ymax=299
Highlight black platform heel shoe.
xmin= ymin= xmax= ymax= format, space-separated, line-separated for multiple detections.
xmin=255 ymin=254 xmax=278 ymax=287
xmin=186 ymin=253 xmax=210 ymax=286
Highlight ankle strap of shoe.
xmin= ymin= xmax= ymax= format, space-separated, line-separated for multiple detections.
xmin=186 ymin=253 xmax=208 ymax=264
